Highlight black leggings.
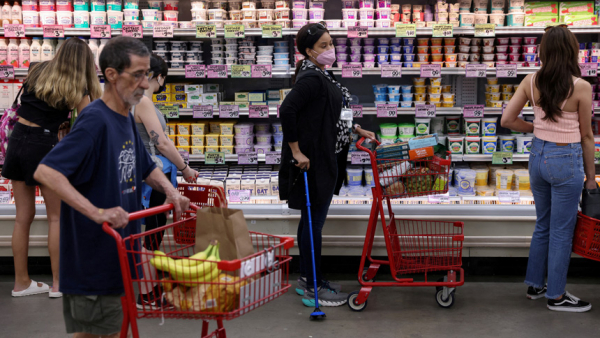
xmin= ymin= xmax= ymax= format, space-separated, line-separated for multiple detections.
xmin=143 ymin=174 xmax=170 ymax=251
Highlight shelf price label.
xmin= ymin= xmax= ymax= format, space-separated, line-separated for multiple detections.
xmin=0 ymin=65 xmax=15 ymax=79
xmin=207 ymin=65 xmax=228 ymax=78
xmin=348 ymin=26 xmax=368 ymax=38
xmin=496 ymin=64 xmax=517 ymax=78
xmin=415 ymin=104 xmax=436 ymax=117
xmin=0 ymin=191 xmax=10 ymax=204
xmin=580 ymin=63 xmax=598 ymax=77
xmin=91 ymin=25 xmax=112 ymax=38
xmin=231 ymin=65 xmax=251 ymax=78
xmin=395 ymin=23 xmax=416 ymax=38
xmin=196 ymin=24 xmax=217 ymax=38
xmin=432 ymin=24 xmax=453 ymax=37
xmin=224 ymin=24 xmax=245 ymax=38
xmin=4 ymin=24 xmax=25 ymax=38
xmin=420 ymin=64 xmax=441 ymax=78
xmin=351 ymin=104 xmax=363 ymax=118
xmin=351 ymin=152 xmax=370 ymax=165
xmin=466 ymin=64 xmax=487 ymax=77
xmin=377 ymin=103 xmax=397 ymax=118
xmin=463 ymin=104 xmax=485 ymax=118
xmin=498 ymin=190 xmax=520 ymax=203
xmin=262 ymin=24 xmax=282 ymax=38
xmin=205 ymin=152 xmax=225 ymax=165
xmin=122 ymin=25 xmax=143 ymax=38
xmin=474 ymin=24 xmax=495 ymax=37
xmin=492 ymin=151 xmax=513 ymax=165
xmin=193 ymin=105 xmax=213 ymax=118
xmin=153 ymin=25 xmax=174 ymax=38
xmin=185 ymin=64 xmax=206 ymax=78
xmin=219 ymin=105 xmax=239 ymax=118
xmin=249 ymin=105 xmax=269 ymax=118
xmin=381 ymin=64 xmax=402 ymax=78
xmin=43 ymin=25 xmax=64 ymax=38
xmin=428 ymin=193 xmax=450 ymax=204
xmin=229 ymin=189 xmax=251 ymax=202
xmin=342 ymin=64 xmax=362 ymax=78
xmin=265 ymin=151 xmax=281 ymax=165
xmin=251 ymin=64 xmax=272 ymax=78
xmin=159 ymin=105 xmax=179 ymax=119
xmin=238 ymin=152 xmax=258 ymax=165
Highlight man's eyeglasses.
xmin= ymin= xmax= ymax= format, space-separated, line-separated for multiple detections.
xmin=544 ymin=24 xmax=568 ymax=32
xmin=123 ymin=70 xmax=154 ymax=82
xmin=307 ymin=22 xmax=327 ymax=35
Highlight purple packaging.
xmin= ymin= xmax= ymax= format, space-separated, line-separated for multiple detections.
xmin=390 ymin=46 xmax=402 ymax=53
xmin=523 ymin=53 xmax=536 ymax=62
xmin=337 ymin=53 xmax=348 ymax=61
xmin=364 ymin=45 xmax=376 ymax=53
xmin=364 ymin=38 xmax=376 ymax=45
xmin=390 ymin=38 xmax=401 ymax=46
xmin=363 ymin=54 xmax=376 ymax=62
xmin=350 ymin=38 xmax=362 ymax=46
xmin=377 ymin=54 xmax=390 ymax=62
xmin=349 ymin=54 xmax=362 ymax=62
xmin=377 ymin=45 xmax=389 ymax=53
xmin=350 ymin=46 xmax=362 ymax=54
xmin=335 ymin=45 xmax=348 ymax=53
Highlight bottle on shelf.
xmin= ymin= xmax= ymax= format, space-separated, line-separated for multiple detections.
xmin=0 ymin=38 xmax=7 ymax=66
xmin=8 ymin=38 xmax=19 ymax=67
xmin=29 ymin=37 xmax=40 ymax=63
xmin=41 ymin=38 xmax=54 ymax=61
xmin=18 ymin=37 xmax=29 ymax=68
xmin=1 ymin=1 xmax=11 ymax=27
xmin=97 ymin=39 xmax=108 ymax=67
xmin=11 ymin=0 xmax=21 ymax=24
xmin=88 ymin=38 xmax=98 ymax=67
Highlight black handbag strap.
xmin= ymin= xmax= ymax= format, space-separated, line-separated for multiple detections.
xmin=11 ymin=85 xmax=24 ymax=108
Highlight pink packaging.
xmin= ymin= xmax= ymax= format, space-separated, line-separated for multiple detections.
xmin=337 ymin=53 xmax=348 ymax=62
xmin=377 ymin=0 xmax=391 ymax=8
xmin=342 ymin=8 xmax=358 ymax=20
xmin=359 ymin=8 xmax=375 ymax=19
xmin=350 ymin=46 xmax=362 ymax=54
xmin=349 ymin=38 xmax=361 ymax=46
xmin=508 ymin=53 xmax=521 ymax=61
xmin=363 ymin=62 xmax=376 ymax=68
xmin=234 ymin=123 xmax=254 ymax=135
xmin=256 ymin=133 xmax=272 ymax=145
xmin=335 ymin=45 xmax=347 ymax=53
xmin=22 ymin=0 xmax=38 ymax=11
xmin=509 ymin=61 xmax=526 ymax=67
xmin=235 ymin=135 xmax=254 ymax=146
xmin=497 ymin=37 xmax=510 ymax=45
xmin=522 ymin=45 xmax=537 ymax=53
xmin=510 ymin=37 xmax=522 ymax=45
xmin=359 ymin=0 xmax=375 ymax=9
xmin=496 ymin=45 xmax=508 ymax=53
xmin=342 ymin=0 xmax=355 ymax=9
xmin=508 ymin=45 xmax=520 ymax=53
xmin=308 ymin=8 xmax=325 ymax=20
xmin=349 ymin=53 xmax=362 ymax=62
xmin=375 ymin=8 xmax=391 ymax=19
xmin=292 ymin=9 xmax=307 ymax=19
xmin=56 ymin=0 xmax=72 ymax=11
xmin=292 ymin=19 xmax=307 ymax=28
xmin=496 ymin=53 xmax=508 ymax=60
xmin=363 ymin=54 xmax=375 ymax=62
xmin=234 ymin=145 xmax=254 ymax=154
xmin=364 ymin=45 xmax=376 ymax=53
xmin=524 ymin=37 xmax=537 ymax=44
xmin=39 ymin=0 xmax=56 ymax=11
xmin=293 ymin=1 xmax=306 ymax=8
xmin=337 ymin=61 xmax=348 ymax=67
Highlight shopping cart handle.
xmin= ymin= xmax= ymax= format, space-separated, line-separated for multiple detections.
xmin=356 ymin=137 xmax=380 ymax=152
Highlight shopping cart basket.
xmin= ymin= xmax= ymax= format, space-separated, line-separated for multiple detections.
xmin=348 ymin=138 xmax=465 ymax=311
xmin=174 ymin=184 xmax=227 ymax=245
xmin=103 ymin=203 xmax=294 ymax=338
xmin=573 ymin=212 xmax=600 ymax=262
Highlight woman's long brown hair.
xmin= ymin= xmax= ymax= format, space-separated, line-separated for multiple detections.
xmin=536 ymin=26 xmax=581 ymax=122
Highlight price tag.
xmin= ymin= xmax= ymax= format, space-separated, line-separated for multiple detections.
xmin=415 ymin=104 xmax=436 ymax=117
xmin=193 ymin=105 xmax=213 ymax=118
xmin=0 ymin=191 xmax=10 ymax=204
xmin=377 ymin=103 xmax=397 ymax=118
xmin=249 ymin=105 xmax=269 ymax=118
xmin=0 ymin=65 xmax=15 ymax=79
xmin=224 ymin=24 xmax=245 ymax=38
xmin=43 ymin=25 xmax=64 ymax=38
xmin=185 ymin=64 xmax=206 ymax=78
xmin=207 ymin=65 xmax=228 ymax=78
xmin=122 ymin=25 xmax=143 ymax=38
xmin=159 ymin=106 xmax=179 ymax=119
xmin=178 ymin=150 xmax=189 ymax=165
xmin=492 ymin=151 xmax=513 ymax=165
xmin=432 ymin=24 xmax=453 ymax=37
xmin=4 ymin=24 xmax=25 ymax=38
xmin=463 ymin=104 xmax=484 ymax=118
xmin=466 ymin=64 xmax=487 ymax=77
xmin=265 ymin=151 xmax=281 ymax=165
xmin=496 ymin=64 xmax=517 ymax=78
xmin=219 ymin=105 xmax=239 ymax=118
xmin=395 ymin=23 xmax=416 ymax=38
xmin=428 ymin=194 xmax=450 ymax=204
xmin=342 ymin=64 xmax=362 ymax=78
xmin=205 ymin=152 xmax=225 ymax=165
xmin=153 ymin=25 xmax=174 ymax=38
xmin=381 ymin=64 xmax=402 ymax=78
xmin=231 ymin=65 xmax=251 ymax=78
xmin=348 ymin=26 xmax=368 ymax=38
xmin=251 ymin=64 xmax=272 ymax=78
xmin=262 ymin=24 xmax=282 ymax=38
xmin=90 ymin=25 xmax=111 ymax=38
xmin=420 ymin=64 xmax=441 ymax=78
xmin=580 ymin=63 xmax=598 ymax=77
xmin=498 ymin=190 xmax=520 ymax=203
xmin=196 ymin=24 xmax=217 ymax=38
xmin=351 ymin=104 xmax=363 ymax=118
xmin=474 ymin=23 xmax=495 ymax=37
xmin=350 ymin=152 xmax=371 ymax=165
xmin=229 ymin=189 xmax=251 ymax=202
xmin=238 ymin=152 xmax=258 ymax=164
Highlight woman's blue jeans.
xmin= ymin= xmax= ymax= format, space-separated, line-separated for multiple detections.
xmin=525 ymin=137 xmax=584 ymax=299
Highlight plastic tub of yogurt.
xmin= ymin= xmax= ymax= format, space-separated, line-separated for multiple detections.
xmin=516 ymin=135 xmax=533 ymax=154
xmin=499 ymin=135 xmax=516 ymax=152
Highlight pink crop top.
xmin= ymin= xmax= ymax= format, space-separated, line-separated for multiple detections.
xmin=531 ymin=73 xmax=581 ymax=143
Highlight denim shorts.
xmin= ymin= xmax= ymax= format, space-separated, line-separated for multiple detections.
xmin=63 ymin=294 xmax=123 ymax=336
xmin=1 ymin=122 xmax=58 ymax=186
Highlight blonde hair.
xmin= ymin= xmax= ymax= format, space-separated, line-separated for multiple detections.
xmin=26 ymin=37 xmax=102 ymax=110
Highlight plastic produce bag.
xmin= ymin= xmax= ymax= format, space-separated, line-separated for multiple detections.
xmin=581 ymin=184 xmax=600 ymax=220
xmin=378 ymin=161 xmax=412 ymax=187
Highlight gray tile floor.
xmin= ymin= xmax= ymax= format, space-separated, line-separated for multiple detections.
xmin=2 ymin=275 xmax=600 ymax=338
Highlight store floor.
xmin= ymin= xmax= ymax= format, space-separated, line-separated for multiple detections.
xmin=1 ymin=275 xmax=600 ymax=338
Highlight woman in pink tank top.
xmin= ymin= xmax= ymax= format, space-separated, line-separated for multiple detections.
xmin=501 ymin=25 xmax=595 ymax=313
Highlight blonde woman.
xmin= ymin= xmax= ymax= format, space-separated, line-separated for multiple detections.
xmin=2 ymin=37 xmax=102 ymax=298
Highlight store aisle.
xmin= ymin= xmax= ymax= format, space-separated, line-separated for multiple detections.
xmin=1 ymin=276 xmax=599 ymax=338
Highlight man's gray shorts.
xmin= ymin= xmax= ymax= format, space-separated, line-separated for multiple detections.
xmin=63 ymin=294 xmax=123 ymax=336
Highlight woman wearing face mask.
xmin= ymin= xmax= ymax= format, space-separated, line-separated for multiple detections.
xmin=133 ymin=53 xmax=198 ymax=308
xmin=279 ymin=23 xmax=375 ymax=307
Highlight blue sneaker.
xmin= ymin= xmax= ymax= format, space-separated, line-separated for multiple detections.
xmin=301 ymin=284 xmax=348 ymax=307
xmin=295 ymin=277 xmax=342 ymax=296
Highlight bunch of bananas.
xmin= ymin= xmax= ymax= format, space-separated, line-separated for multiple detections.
xmin=150 ymin=240 xmax=221 ymax=287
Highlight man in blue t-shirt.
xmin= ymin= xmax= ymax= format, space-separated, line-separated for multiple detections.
xmin=34 ymin=37 xmax=189 ymax=338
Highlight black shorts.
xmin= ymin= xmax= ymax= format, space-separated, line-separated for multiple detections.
xmin=1 ymin=122 xmax=58 ymax=186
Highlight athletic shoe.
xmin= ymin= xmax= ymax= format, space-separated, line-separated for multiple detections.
xmin=547 ymin=292 xmax=592 ymax=313
xmin=136 ymin=285 xmax=173 ymax=310
xmin=295 ymin=277 xmax=342 ymax=296
xmin=526 ymin=284 xmax=547 ymax=300
xmin=301 ymin=285 xmax=348 ymax=307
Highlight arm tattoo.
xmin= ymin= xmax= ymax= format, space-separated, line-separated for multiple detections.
xmin=149 ymin=130 xmax=160 ymax=146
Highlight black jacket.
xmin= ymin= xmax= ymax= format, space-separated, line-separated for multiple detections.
xmin=278 ymin=66 xmax=349 ymax=209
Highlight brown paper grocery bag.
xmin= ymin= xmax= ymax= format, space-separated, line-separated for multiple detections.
xmin=194 ymin=207 xmax=254 ymax=261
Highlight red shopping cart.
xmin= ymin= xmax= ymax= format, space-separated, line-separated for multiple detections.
xmin=174 ymin=184 xmax=227 ymax=245
xmin=103 ymin=203 xmax=294 ymax=338
xmin=348 ymin=138 xmax=465 ymax=311
xmin=573 ymin=212 xmax=600 ymax=262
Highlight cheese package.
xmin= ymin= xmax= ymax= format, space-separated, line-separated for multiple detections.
xmin=177 ymin=124 xmax=191 ymax=135
xmin=153 ymin=93 xmax=168 ymax=102
xmin=172 ymin=83 xmax=186 ymax=93
xmin=205 ymin=134 xmax=220 ymax=146
xmin=220 ymin=123 xmax=235 ymax=135
xmin=191 ymin=135 xmax=205 ymax=146
xmin=205 ymin=84 xmax=220 ymax=92
xmin=209 ymin=122 xmax=221 ymax=134
xmin=172 ymin=93 xmax=187 ymax=102
xmin=524 ymin=15 xmax=558 ymax=25
xmin=249 ymin=91 xmax=266 ymax=102
xmin=524 ymin=1 xmax=558 ymax=15
xmin=185 ymin=84 xmax=203 ymax=95
xmin=234 ymin=92 xmax=249 ymax=102
xmin=190 ymin=146 xmax=205 ymax=155
xmin=220 ymin=134 xmax=234 ymax=146
xmin=203 ymin=93 xmax=219 ymax=103
xmin=559 ymin=1 xmax=594 ymax=15
xmin=191 ymin=123 xmax=206 ymax=135
xmin=267 ymin=90 xmax=280 ymax=101
xmin=176 ymin=135 xmax=190 ymax=147
xmin=562 ymin=14 xmax=598 ymax=25
xmin=280 ymin=88 xmax=292 ymax=100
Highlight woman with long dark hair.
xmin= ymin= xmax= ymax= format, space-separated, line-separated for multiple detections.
xmin=501 ymin=25 xmax=595 ymax=312
xmin=279 ymin=22 xmax=375 ymax=307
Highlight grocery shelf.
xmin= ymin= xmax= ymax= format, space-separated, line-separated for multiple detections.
xmin=189 ymin=154 xmax=266 ymax=162
xmin=179 ymin=107 xmax=279 ymax=116
xmin=327 ymin=66 xmax=540 ymax=76
xmin=454 ymin=154 xmax=530 ymax=162
xmin=0 ymin=27 xmax=300 ymax=37
xmin=167 ymin=67 xmax=292 ymax=77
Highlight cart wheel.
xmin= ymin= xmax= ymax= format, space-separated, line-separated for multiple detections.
xmin=347 ymin=291 xmax=367 ymax=312
xmin=435 ymin=277 xmax=444 ymax=292
xmin=361 ymin=272 xmax=373 ymax=282
xmin=435 ymin=290 xmax=455 ymax=308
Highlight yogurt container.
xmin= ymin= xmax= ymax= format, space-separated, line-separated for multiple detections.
xmin=496 ymin=169 xmax=513 ymax=190
xmin=506 ymin=12 xmax=525 ymax=26
xmin=482 ymin=137 xmax=497 ymax=154
xmin=483 ymin=117 xmax=498 ymax=136
xmin=513 ymin=169 xmax=530 ymax=190
xmin=415 ymin=117 xmax=431 ymax=135
xmin=448 ymin=136 xmax=464 ymax=154
xmin=516 ymin=135 xmax=533 ymax=154
xmin=465 ymin=137 xmax=481 ymax=154
xmin=499 ymin=135 xmax=516 ymax=152
xmin=457 ymin=169 xmax=476 ymax=195
xmin=464 ymin=118 xmax=481 ymax=136
xmin=398 ymin=123 xmax=415 ymax=136
xmin=446 ymin=116 xmax=461 ymax=135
